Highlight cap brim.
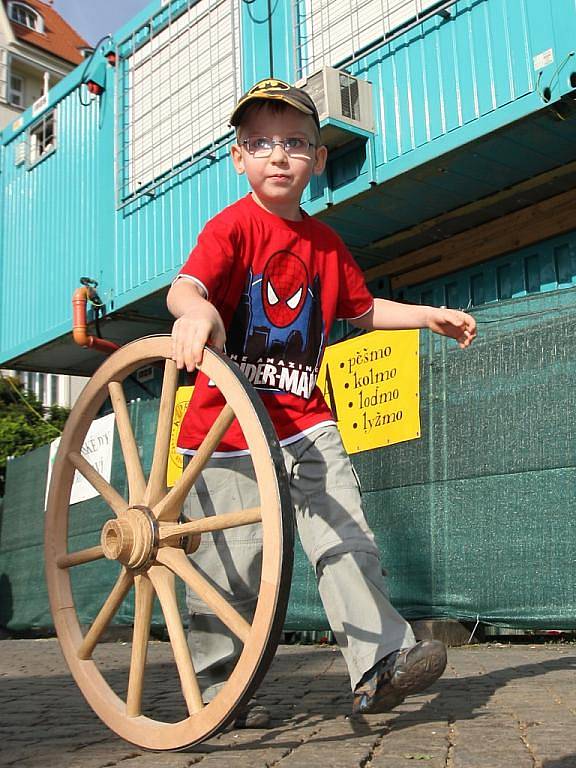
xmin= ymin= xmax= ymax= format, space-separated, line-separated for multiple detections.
xmin=230 ymin=93 xmax=316 ymax=127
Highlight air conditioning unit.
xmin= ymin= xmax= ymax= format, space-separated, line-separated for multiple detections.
xmin=297 ymin=67 xmax=374 ymax=149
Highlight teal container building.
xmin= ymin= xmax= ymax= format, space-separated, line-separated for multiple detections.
xmin=1 ymin=0 xmax=576 ymax=632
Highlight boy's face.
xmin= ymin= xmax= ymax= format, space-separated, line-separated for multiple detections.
xmin=231 ymin=103 xmax=327 ymax=220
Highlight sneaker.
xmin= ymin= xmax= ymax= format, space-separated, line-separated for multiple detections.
xmin=233 ymin=701 xmax=271 ymax=728
xmin=352 ymin=639 xmax=447 ymax=715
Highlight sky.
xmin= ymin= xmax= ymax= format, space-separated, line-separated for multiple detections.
xmin=52 ymin=1 xmax=151 ymax=46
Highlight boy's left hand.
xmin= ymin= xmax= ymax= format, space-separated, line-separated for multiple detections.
xmin=427 ymin=307 xmax=477 ymax=349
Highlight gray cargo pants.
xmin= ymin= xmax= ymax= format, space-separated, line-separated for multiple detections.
xmin=183 ymin=425 xmax=415 ymax=700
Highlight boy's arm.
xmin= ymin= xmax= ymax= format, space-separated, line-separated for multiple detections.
xmin=351 ymin=298 xmax=477 ymax=349
xmin=167 ymin=278 xmax=226 ymax=371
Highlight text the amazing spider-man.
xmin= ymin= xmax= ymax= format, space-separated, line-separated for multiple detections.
xmin=225 ymin=250 xmax=325 ymax=398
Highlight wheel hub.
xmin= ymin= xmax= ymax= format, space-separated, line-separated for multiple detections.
xmin=101 ymin=505 xmax=158 ymax=570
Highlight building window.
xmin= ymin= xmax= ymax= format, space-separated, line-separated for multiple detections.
xmin=29 ymin=110 xmax=56 ymax=164
xmin=9 ymin=73 xmax=24 ymax=107
xmin=0 ymin=49 xmax=7 ymax=102
xmin=9 ymin=2 xmax=43 ymax=32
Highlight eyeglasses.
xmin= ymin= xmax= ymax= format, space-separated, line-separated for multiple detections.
xmin=241 ymin=136 xmax=316 ymax=158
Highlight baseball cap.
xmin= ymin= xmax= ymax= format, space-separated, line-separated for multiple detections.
xmin=230 ymin=78 xmax=320 ymax=131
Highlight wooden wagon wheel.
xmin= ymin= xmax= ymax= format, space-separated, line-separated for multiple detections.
xmin=45 ymin=335 xmax=294 ymax=751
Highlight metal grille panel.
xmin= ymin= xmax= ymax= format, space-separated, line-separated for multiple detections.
xmin=117 ymin=0 xmax=241 ymax=202
xmin=294 ymin=0 xmax=456 ymax=78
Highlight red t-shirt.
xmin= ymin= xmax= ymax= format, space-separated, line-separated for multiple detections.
xmin=177 ymin=194 xmax=373 ymax=454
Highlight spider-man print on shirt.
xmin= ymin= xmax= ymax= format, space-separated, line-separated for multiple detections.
xmin=227 ymin=250 xmax=324 ymax=398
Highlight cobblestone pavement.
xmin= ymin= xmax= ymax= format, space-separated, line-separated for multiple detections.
xmin=1 ymin=639 xmax=576 ymax=767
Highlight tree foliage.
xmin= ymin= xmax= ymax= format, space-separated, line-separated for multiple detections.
xmin=0 ymin=375 xmax=70 ymax=495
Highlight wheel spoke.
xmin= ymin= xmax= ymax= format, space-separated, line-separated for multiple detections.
xmin=159 ymin=507 xmax=262 ymax=545
xmin=144 ymin=360 xmax=179 ymax=508
xmin=126 ymin=574 xmax=155 ymax=717
xmin=109 ymin=381 xmax=146 ymax=505
xmin=154 ymin=404 xmax=235 ymax=522
xmin=78 ymin=569 xmax=134 ymax=660
xmin=68 ymin=451 xmax=127 ymax=516
xmin=156 ymin=548 xmax=251 ymax=644
xmin=148 ymin=564 xmax=203 ymax=716
xmin=57 ymin=545 xmax=104 ymax=569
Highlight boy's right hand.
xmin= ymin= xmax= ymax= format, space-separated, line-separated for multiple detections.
xmin=171 ymin=306 xmax=226 ymax=371
xmin=168 ymin=280 xmax=226 ymax=371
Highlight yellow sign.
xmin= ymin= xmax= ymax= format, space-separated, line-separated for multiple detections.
xmin=317 ymin=330 xmax=420 ymax=454
xmin=167 ymin=386 xmax=194 ymax=487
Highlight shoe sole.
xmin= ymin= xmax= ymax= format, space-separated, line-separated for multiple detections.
xmin=355 ymin=640 xmax=447 ymax=715
xmin=390 ymin=639 xmax=447 ymax=697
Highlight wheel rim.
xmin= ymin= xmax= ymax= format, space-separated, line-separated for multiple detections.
xmin=45 ymin=336 xmax=294 ymax=750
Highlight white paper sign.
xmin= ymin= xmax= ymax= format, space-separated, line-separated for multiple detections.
xmin=533 ymin=48 xmax=554 ymax=70
xmin=45 ymin=412 xmax=116 ymax=507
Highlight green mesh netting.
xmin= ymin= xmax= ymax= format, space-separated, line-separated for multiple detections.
xmin=1 ymin=288 xmax=575 ymax=632
xmin=287 ymin=290 xmax=576 ymax=630
xmin=0 ymin=399 xmax=179 ymax=631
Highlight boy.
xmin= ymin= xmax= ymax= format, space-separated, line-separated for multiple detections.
xmin=168 ymin=78 xmax=477 ymax=724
